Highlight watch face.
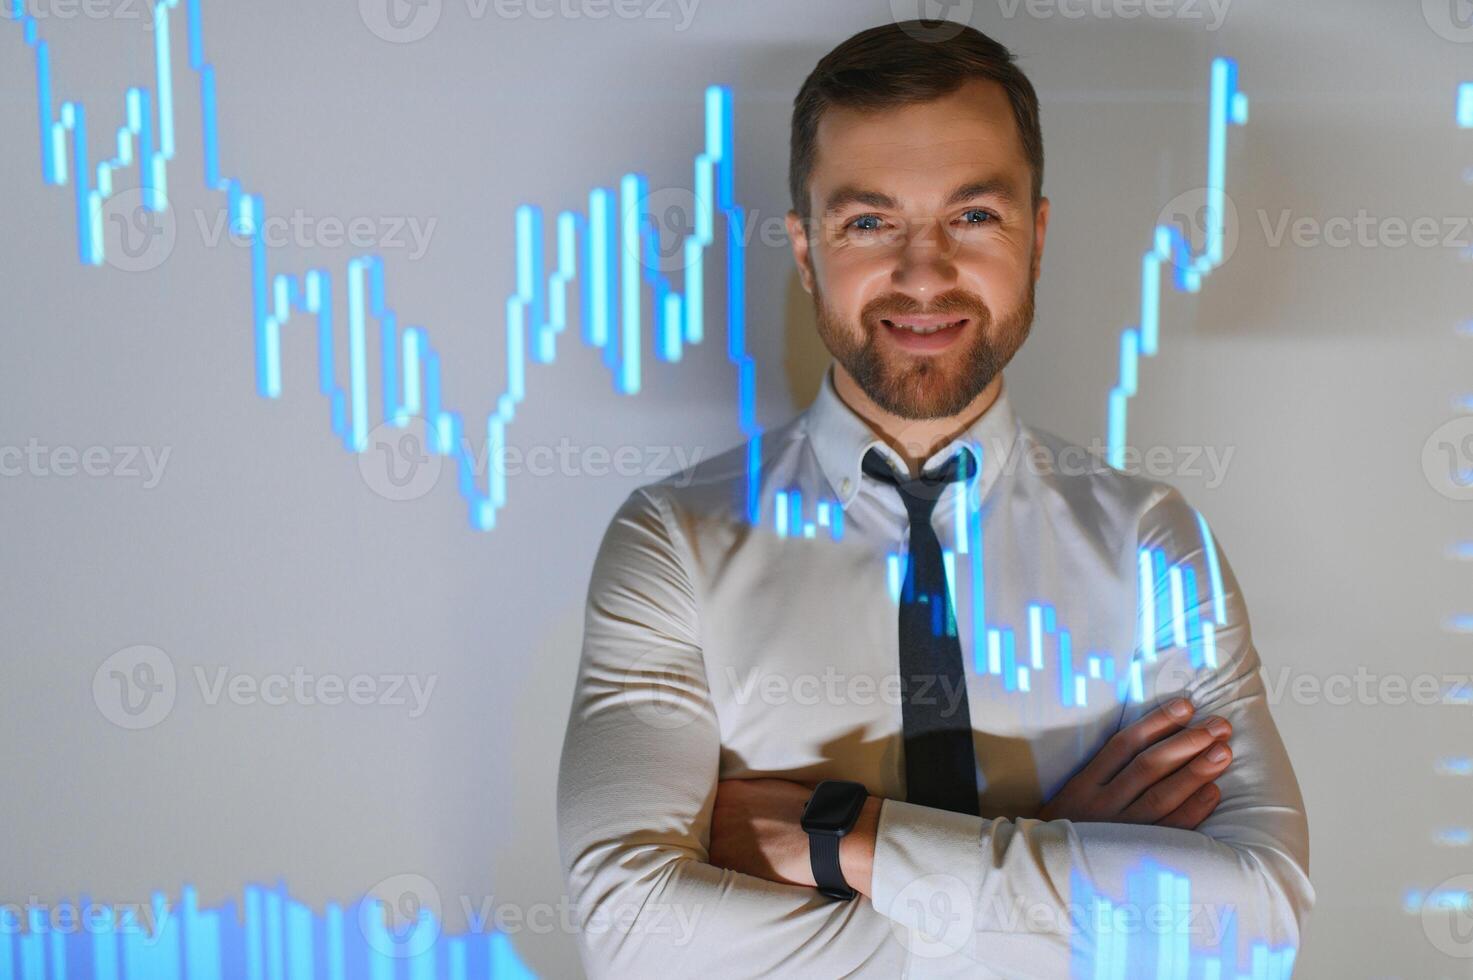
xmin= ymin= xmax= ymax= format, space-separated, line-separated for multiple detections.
xmin=802 ymin=780 xmax=867 ymax=834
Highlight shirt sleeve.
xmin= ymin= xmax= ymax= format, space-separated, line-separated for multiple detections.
xmin=555 ymin=487 xmax=908 ymax=979
xmin=867 ymin=485 xmax=1315 ymax=976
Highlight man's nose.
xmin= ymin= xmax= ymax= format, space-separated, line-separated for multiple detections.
xmin=890 ymin=217 xmax=959 ymax=299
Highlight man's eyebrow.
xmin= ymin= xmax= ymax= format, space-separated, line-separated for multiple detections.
xmin=944 ymin=179 xmax=1019 ymax=208
xmin=821 ymin=179 xmax=1020 ymax=217
xmin=821 ymin=186 xmax=899 ymax=217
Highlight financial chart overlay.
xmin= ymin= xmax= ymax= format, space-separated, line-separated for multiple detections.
xmin=2 ymin=0 xmax=1299 ymax=975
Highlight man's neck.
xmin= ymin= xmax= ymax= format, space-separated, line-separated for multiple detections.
xmin=831 ymin=364 xmax=1003 ymax=477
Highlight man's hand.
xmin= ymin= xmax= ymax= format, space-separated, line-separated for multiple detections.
xmin=709 ymin=777 xmax=881 ymax=898
xmin=1038 ymin=697 xmax=1232 ymax=829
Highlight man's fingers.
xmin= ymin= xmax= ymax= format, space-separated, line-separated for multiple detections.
xmin=1103 ymin=715 xmax=1231 ymax=807
xmin=1155 ymin=782 xmax=1222 ymax=830
xmin=1080 ymin=698 xmax=1196 ymax=785
xmin=1118 ymin=740 xmax=1233 ymax=822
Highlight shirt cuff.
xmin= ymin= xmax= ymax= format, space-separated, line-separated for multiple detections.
xmin=870 ymin=798 xmax=987 ymax=931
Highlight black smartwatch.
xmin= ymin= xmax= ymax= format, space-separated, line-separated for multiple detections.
xmin=800 ymin=779 xmax=869 ymax=900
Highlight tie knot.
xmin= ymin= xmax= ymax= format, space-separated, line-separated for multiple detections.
xmin=862 ymin=446 xmax=976 ymax=522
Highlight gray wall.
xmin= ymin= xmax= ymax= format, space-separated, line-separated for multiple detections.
xmin=1 ymin=0 xmax=1466 ymax=975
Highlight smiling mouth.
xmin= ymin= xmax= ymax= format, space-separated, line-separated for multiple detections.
xmin=881 ymin=317 xmax=968 ymax=335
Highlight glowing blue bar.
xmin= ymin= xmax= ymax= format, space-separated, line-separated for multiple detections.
xmin=684 ymin=235 xmax=704 ymax=344
xmin=1140 ymin=254 xmax=1160 ymax=355
xmin=662 ymin=292 xmax=683 ymax=360
xmin=1195 ymin=509 xmax=1227 ymax=624
xmin=154 ymin=2 xmax=175 ymax=160
xmin=245 ymin=888 xmax=263 ymax=980
xmin=402 ymin=327 xmax=423 ymax=418
xmin=286 ymin=901 xmax=311 ymax=980
xmin=1169 ymin=565 xmax=1187 ymax=648
xmin=1058 ymin=630 xmax=1074 ymax=707
xmin=987 ymin=629 xmax=1001 ymax=675
xmin=92 ymin=906 xmax=118 ymax=980
xmin=1153 ymin=549 xmax=1171 ymax=651
xmin=447 ymin=937 xmax=468 ymax=980
xmin=200 ymin=64 xmax=219 ymax=189
xmin=587 ymin=188 xmax=611 ymax=348
xmin=1119 ymin=329 xmax=1139 ymax=396
xmin=1017 ymin=666 xmax=1030 ymax=692
xmin=1446 ymin=614 xmax=1473 ymax=634
xmin=35 ymin=40 xmax=59 ymax=184
xmin=1138 ymin=549 xmax=1157 ymax=662
xmin=1155 ymin=871 xmax=1174 ymax=978
xmin=1002 ymin=628 xmax=1017 ymax=692
xmin=1029 ymin=604 xmax=1043 ymax=669
xmin=1107 ymin=388 xmax=1127 ymax=468
xmin=71 ymin=102 xmax=92 ymax=264
xmin=775 ymin=488 xmax=788 ymax=537
xmin=347 ymin=260 xmax=369 ymax=451
xmin=1202 ymin=620 xmax=1217 ymax=669
xmin=1206 ymin=60 xmax=1231 ymax=271
xmin=1184 ymin=565 xmax=1204 ymax=668
xmin=887 ymin=553 xmax=902 ymax=602
xmin=619 ymin=173 xmax=643 ymax=394
xmin=265 ymin=889 xmax=284 ymax=980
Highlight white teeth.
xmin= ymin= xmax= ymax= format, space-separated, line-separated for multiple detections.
xmin=890 ymin=321 xmax=957 ymax=335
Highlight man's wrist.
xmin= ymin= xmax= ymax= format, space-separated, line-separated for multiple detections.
xmin=838 ymin=796 xmax=882 ymax=898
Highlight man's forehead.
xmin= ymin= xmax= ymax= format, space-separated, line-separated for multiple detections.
xmin=810 ymin=80 xmax=1028 ymax=196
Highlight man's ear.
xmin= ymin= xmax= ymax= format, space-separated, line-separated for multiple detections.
xmin=1031 ymin=196 xmax=1050 ymax=282
xmin=786 ymin=210 xmax=815 ymax=294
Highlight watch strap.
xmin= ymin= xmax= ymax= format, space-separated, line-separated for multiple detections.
xmin=809 ymin=829 xmax=856 ymax=900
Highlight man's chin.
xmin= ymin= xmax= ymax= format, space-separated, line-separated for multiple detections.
xmin=865 ymin=366 xmax=985 ymax=420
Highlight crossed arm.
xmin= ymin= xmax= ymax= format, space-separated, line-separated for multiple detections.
xmin=555 ymin=486 xmax=1314 ymax=978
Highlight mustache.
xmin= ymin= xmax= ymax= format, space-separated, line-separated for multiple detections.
xmin=861 ymin=290 xmax=990 ymax=324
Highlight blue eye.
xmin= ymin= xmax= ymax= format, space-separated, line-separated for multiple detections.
xmin=847 ymin=214 xmax=883 ymax=233
xmin=960 ymin=209 xmax=995 ymax=225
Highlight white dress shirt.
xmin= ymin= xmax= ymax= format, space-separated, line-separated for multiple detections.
xmin=556 ymin=363 xmax=1313 ymax=979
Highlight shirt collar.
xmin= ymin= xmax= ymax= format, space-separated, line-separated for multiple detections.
xmin=802 ymin=362 xmax=1021 ymax=510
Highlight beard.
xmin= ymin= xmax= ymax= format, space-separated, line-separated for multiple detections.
xmin=813 ymin=279 xmax=1035 ymax=420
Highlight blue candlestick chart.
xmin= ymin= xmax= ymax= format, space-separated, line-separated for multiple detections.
xmin=1401 ymin=81 xmax=1473 ymax=932
xmin=2 ymin=0 xmax=1290 ymax=974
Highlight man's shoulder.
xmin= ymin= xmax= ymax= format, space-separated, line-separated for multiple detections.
xmin=1013 ymin=422 xmax=1204 ymax=541
xmin=623 ymin=412 xmax=810 ymax=516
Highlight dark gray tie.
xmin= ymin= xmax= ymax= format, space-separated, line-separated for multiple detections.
xmin=862 ymin=446 xmax=981 ymax=816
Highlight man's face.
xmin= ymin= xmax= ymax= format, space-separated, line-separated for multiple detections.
xmin=787 ymin=78 xmax=1049 ymax=420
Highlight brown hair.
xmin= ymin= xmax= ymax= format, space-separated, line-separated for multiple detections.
xmin=789 ymin=21 xmax=1044 ymax=220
